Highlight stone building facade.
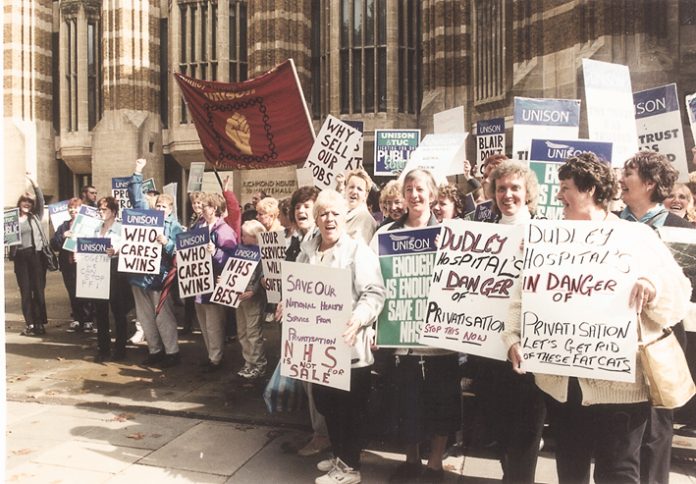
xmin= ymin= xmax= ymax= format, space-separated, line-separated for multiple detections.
xmin=4 ymin=0 xmax=696 ymax=209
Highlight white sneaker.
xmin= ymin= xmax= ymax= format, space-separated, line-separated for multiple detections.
xmin=83 ymin=322 xmax=97 ymax=333
xmin=129 ymin=322 xmax=145 ymax=344
xmin=237 ymin=364 xmax=253 ymax=378
xmin=67 ymin=321 xmax=82 ymax=333
xmin=317 ymin=457 xmax=336 ymax=472
xmin=315 ymin=458 xmax=360 ymax=484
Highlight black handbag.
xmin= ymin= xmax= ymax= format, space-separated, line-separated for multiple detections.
xmin=31 ymin=216 xmax=59 ymax=272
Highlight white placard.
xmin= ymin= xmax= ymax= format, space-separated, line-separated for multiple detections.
xmin=687 ymin=93 xmax=696 ymax=146
xmin=118 ymin=209 xmax=165 ymax=274
xmin=62 ymin=206 xmax=103 ymax=252
xmin=211 ymin=244 xmax=261 ymax=308
xmin=520 ymin=220 xmax=640 ymax=382
xmin=280 ymin=261 xmax=352 ymax=391
xmin=399 ymin=133 xmax=468 ymax=184
xmin=163 ymin=183 xmax=178 ymax=220
xmin=258 ymin=229 xmax=287 ymax=303
xmin=512 ymin=97 xmax=581 ymax=162
xmin=434 ymin=106 xmax=466 ymax=134
xmin=75 ymin=238 xmax=111 ymax=300
xmin=188 ymin=162 xmax=205 ymax=193
xmin=48 ymin=200 xmax=71 ymax=232
xmin=175 ymin=229 xmax=214 ymax=298
xmin=421 ymin=220 xmax=523 ymax=360
xmin=296 ymin=167 xmax=314 ymax=188
xmin=634 ymin=84 xmax=689 ymax=182
xmin=303 ymin=115 xmax=362 ymax=190
xmin=583 ymin=59 xmax=639 ymax=167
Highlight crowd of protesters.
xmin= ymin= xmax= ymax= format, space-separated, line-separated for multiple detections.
xmin=9 ymin=148 xmax=696 ymax=484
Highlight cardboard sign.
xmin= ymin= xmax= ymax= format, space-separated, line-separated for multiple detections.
xmin=296 ymin=167 xmax=314 ymax=189
xmin=476 ymin=118 xmax=505 ymax=176
xmin=188 ymin=162 xmax=205 ymax=193
xmin=117 ymin=209 xmax=165 ymax=274
xmin=583 ymin=59 xmax=638 ymax=167
xmin=304 ymin=115 xmax=362 ymax=190
xmin=634 ymin=84 xmax=689 ymax=182
xmin=75 ymin=237 xmax=111 ymax=299
xmin=376 ymin=226 xmax=440 ymax=347
xmin=374 ymin=129 xmax=421 ymax=176
xmin=4 ymin=208 xmax=21 ymax=246
xmin=258 ymin=229 xmax=287 ymax=303
xmin=399 ymin=133 xmax=468 ymax=183
xmin=473 ymin=200 xmax=496 ymax=223
xmin=175 ymin=229 xmax=214 ymax=298
xmin=142 ymin=178 xmax=156 ymax=194
xmin=529 ymin=139 xmax=613 ymax=220
xmin=422 ymin=220 xmax=523 ymax=360
xmin=434 ymin=106 xmax=466 ymax=134
xmin=48 ymin=200 xmax=71 ymax=231
xmin=687 ymin=93 xmax=696 ymax=146
xmin=211 ymin=244 xmax=261 ymax=308
xmin=512 ymin=97 xmax=581 ymax=161
xmin=62 ymin=206 xmax=103 ymax=252
xmin=280 ymin=261 xmax=352 ymax=391
xmin=520 ymin=220 xmax=640 ymax=382
xmin=112 ymin=177 xmax=133 ymax=212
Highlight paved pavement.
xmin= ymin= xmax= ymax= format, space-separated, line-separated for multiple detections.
xmin=4 ymin=264 xmax=696 ymax=482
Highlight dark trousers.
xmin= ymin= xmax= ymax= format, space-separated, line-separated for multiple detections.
xmin=314 ymin=366 xmax=372 ymax=470
xmin=60 ymin=262 xmax=91 ymax=323
xmin=94 ymin=261 xmax=129 ymax=355
xmin=13 ymin=248 xmax=47 ymax=326
xmin=547 ymin=378 xmax=650 ymax=484
xmin=676 ymin=331 xmax=696 ymax=425
xmin=473 ymin=358 xmax=546 ymax=484
xmin=640 ymin=407 xmax=672 ymax=484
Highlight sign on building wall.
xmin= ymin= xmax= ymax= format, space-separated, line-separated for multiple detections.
xmin=240 ymin=166 xmax=298 ymax=205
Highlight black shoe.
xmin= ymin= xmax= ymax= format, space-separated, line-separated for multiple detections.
xmin=180 ymin=324 xmax=192 ymax=335
xmin=94 ymin=352 xmax=110 ymax=363
xmin=111 ymin=349 xmax=127 ymax=361
xmin=20 ymin=325 xmax=37 ymax=336
xmin=390 ymin=462 xmax=423 ymax=483
xmin=202 ymin=360 xmax=222 ymax=373
xmin=159 ymin=352 xmax=181 ymax=368
xmin=419 ymin=467 xmax=444 ymax=483
xmin=35 ymin=324 xmax=46 ymax=335
xmin=675 ymin=424 xmax=696 ymax=438
xmin=142 ymin=351 xmax=164 ymax=365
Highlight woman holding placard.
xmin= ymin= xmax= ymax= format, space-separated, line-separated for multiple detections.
xmin=91 ymin=196 xmax=129 ymax=362
xmin=504 ymin=152 xmax=691 ymax=483
xmin=477 ymin=161 xmax=546 ymax=484
xmin=294 ymin=189 xmax=385 ymax=484
xmin=194 ymin=192 xmax=237 ymax=372
xmin=127 ymin=158 xmax=184 ymax=368
xmin=374 ymin=169 xmax=460 ymax=483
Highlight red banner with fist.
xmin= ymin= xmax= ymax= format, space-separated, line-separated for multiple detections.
xmin=174 ymin=60 xmax=315 ymax=170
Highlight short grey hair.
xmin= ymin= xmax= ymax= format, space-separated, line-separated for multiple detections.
xmin=313 ymin=189 xmax=348 ymax=219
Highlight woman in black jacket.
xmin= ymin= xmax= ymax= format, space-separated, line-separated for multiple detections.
xmin=11 ymin=178 xmax=48 ymax=336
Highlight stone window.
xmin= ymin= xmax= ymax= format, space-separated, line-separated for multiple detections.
xmin=340 ymin=0 xmax=387 ymax=114
xmin=229 ymin=0 xmax=248 ymax=82
xmin=311 ymin=0 xmax=330 ymax=119
xmin=397 ymin=0 xmax=420 ymax=114
xmin=473 ymin=0 xmax=506 ymax=105
xmin=87 ymin=20 xmax=102 ymax=130
xmin=65 ymin=16 xmax=78 ymax=132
